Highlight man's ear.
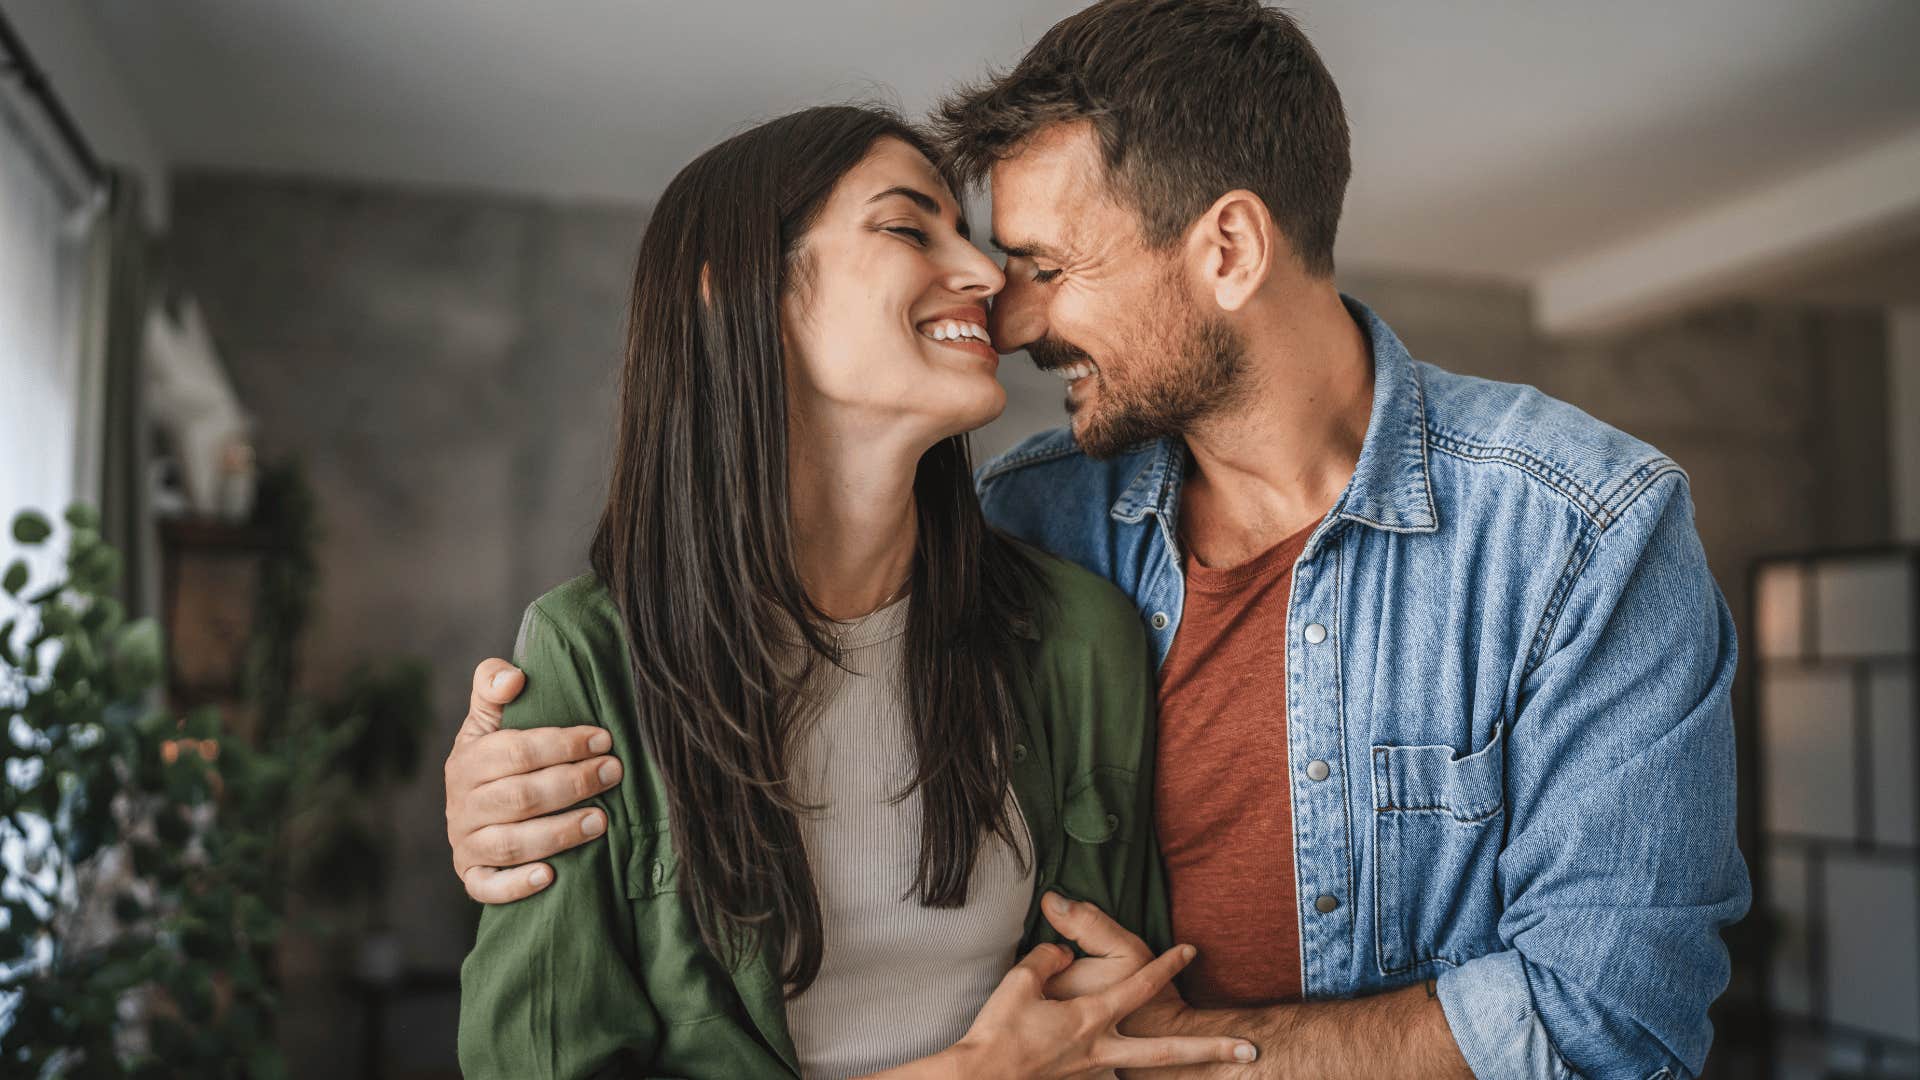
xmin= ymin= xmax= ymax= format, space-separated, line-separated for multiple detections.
xmin=1187 ymin=190 xmax=1276 ymax=313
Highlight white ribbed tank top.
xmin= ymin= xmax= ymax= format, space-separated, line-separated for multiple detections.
xmin=783 ymin=597 xmax=1035 ymax=1080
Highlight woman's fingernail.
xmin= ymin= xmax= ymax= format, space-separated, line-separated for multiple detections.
xmin=492 ymin=667 xmax=518 ymax=689
xmin=1181 ymin=944 xmax=1197 ymax=961
xmin=588 ymin=731 xmax=612 ymax=753
xmin=599 ymin=761 xmax=621 ymax=785
xmin=528 ymin=866 xmax=551 ymax=887
xmin=1048 ymin=894 xmax=1072 ymax=916
xmin=581 ymin=811 xmax=605 ymax=837
xmin=1234 ymin=1042 xmax=1257 ymax=1062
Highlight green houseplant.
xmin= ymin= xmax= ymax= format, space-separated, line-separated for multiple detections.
xmin=2 ymin=476 xmax=434 ymax=1077
xmin=0 ymin=504 xmax=290 ymax=1077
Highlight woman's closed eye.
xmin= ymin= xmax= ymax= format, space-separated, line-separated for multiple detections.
xmin=883 ymin=225 xmax=930 ymax=246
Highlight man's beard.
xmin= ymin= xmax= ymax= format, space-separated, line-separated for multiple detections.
xmin=1031 ymin=304 xmax=1247 ymax=460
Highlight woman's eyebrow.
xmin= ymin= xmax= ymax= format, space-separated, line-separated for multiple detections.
xmin=866 ymin=185 xmax=941 ymax=213
xmin=866 ymin=185 xmax=969 ymax=238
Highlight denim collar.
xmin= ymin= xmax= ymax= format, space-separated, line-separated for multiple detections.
xmin=1108 ymin=294 xmax=1439 ymax=535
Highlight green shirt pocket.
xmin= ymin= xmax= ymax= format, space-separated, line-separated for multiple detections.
xmin=1063 ymin=766 xmax=1138 ymax=844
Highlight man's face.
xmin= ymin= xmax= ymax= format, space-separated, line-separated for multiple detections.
xmin=987 ymin=122 xmax=1244 ymax=458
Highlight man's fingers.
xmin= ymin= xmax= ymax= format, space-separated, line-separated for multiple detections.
xmin=459 ymin=808 xmax=609 ymax=870
xmin=1000 ymin=942 xmax=1076 ymax=998
xmin=462 ymin=862 xmax=555 ymax=905
xmin=1043 ymin=892 xmax=1150 ymax=962
xmin=461 ymin=658 xmax=526 ymax=740
xmin=1103 ymin=1034 xmax=1259 ymax=1069
xmin=456 ymin=725 xmax=617 ymax=790
xmin=1095 ymin=943 xmax=1197 ymax=1021
xmin=466 ymin=753 xmax=623 ymax=824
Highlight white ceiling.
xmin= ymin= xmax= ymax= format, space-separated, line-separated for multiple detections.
xmin=79 ymin=0 xmax=1920 ymax=282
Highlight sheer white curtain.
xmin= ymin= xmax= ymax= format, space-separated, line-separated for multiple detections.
xmin=0 ymin=87 xmax=110 ymax=1021
xmin=0 ymin=93 xmax=99 ymax=581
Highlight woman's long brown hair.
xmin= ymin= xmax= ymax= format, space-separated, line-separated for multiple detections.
xmin=591 ymin=105 xmax=1042 ymax=995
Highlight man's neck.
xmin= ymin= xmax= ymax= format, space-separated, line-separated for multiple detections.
xmin=785 ymin=410 xmax=922 ymax=621
xmin=1179 ymin=284 xmax=1373 ymax=570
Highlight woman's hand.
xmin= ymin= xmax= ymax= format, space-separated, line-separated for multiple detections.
xmin=1037 ymin=893 xmax=1195 ymax=1040
xmin=908 ymin=938 xmax=1255 ymax=1078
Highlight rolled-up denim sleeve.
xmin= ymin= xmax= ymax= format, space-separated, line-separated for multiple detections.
xmin=1436 ymin=471 xmax=1750 ymax=1080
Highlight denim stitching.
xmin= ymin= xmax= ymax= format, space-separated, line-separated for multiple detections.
xmin=1607 ymin=461 xmax=1686 ymax=521
xmin=1423 ymin=427 xmax=1601 ymax=505
xmin=1522 ymin=468 xmax=1686 ymax=680
xmin=1593 ymin=451 xmax=1686 ymax=519
xmin=1340 ymin=358 xmax=1439 ymax=533
xmin=975 ymin=437 xmax=1081 ymax=484
xmin=1380 ymin=952 xmax=1460 ymax=976
xmin=1112 ymin=440 xmax=1179 ymax=522
xmin=1371 ymin=750 xmax=1387 ymax=972
xmin=1423 ymin=424 xmax=1606 ymax=508
xmin=1331 ymin=540 xmax=1356 ymax=993
xmin=1412 ymin=365 xmax=1440 ymax=527
xmin=1375 ymin=803 xmax=1505 ymax=824
xmin=1523 ymin=523 xmax=1600 ymax=679
xmin=1425 ymin=432 xmax=1610 ymax=526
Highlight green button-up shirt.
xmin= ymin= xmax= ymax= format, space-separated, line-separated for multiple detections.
xmin=459 ymin=550 xmax=1170 ymax=1079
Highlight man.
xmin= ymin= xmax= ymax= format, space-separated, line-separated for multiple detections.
xmin=443 ymin=2 xmax=1748 ymax=1076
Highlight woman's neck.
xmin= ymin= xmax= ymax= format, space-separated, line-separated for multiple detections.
xmin=786 ymin=415 xmax=921 ymax=621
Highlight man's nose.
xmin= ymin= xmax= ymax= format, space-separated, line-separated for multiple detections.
xmin=987 ymin=281 xmax=1048 ymax=354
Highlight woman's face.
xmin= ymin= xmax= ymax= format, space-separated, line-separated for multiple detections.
xmin=780 ymin=138 xmax=1007 ymax=446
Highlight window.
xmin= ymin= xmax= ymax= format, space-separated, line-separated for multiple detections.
xmin=0 ymin=91 xmax=98 ymax=581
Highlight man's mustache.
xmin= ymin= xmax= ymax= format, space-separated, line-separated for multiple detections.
xmin=1027 ymin=337 xmax=1094 ymax=371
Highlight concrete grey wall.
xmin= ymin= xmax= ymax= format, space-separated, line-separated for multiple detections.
xmin=168 ymin=170 xmax=643 ymax=1076
xmin=167 ymin=170 xmax=1890 ymax=1075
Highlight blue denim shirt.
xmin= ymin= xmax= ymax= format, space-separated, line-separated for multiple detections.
xmin=975 ymin=297 xmax=1750 ymax=1080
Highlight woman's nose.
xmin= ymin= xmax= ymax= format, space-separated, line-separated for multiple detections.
xmin=947 ymin=241 xmax=1005 ymax=298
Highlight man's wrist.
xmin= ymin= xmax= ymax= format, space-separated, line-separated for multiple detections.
xmin=1117 ymin=993 xmax=1197 ymax=1038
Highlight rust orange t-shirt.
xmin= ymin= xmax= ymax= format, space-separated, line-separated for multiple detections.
xmin=1154 ymin=517 xmax=1316 ymax=1007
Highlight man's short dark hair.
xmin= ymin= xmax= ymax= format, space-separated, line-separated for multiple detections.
xmin=933 ymin=0 xmax=1350 ymax=278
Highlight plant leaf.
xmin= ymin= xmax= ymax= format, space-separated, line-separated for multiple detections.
xmin=10 ymin=511 xmax=52 ymax=545
xmin=63 ymin=504 xmax=100 ymax=531
xmin=111 ymin=618 xmax=165 ymax=695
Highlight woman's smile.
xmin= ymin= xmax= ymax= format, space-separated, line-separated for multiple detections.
xmin=915 ymin=306 xmax=999 ymax=369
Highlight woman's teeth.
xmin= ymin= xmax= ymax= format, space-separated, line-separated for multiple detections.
xmin=920 ymin=320 xmax=989 ymax=343
xmin=1053 ymin=361 xmax=1097 ymax=382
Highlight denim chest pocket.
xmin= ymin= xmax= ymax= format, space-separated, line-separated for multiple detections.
xmin=1370 ymin=724 xmax=1506 ymax=975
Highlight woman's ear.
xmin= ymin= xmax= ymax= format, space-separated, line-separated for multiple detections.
xmin=1188 ymin=190 xmax=1276 ymax=313
xmin=699 ymin=262 xmax=714 ymax=306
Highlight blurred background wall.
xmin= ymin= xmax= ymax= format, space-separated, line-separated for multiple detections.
xmin=3 ymin=1 xmax=1919 ymax=1077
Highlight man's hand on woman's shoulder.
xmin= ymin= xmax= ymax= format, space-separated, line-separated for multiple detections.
xmin=444 ymin=657 xmax=624 ymax=903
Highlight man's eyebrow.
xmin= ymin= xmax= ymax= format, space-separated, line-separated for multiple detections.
xmin=867 ymin=185 xmax=969 ymax=239
xmin=989 ymin=235 xmax=1061 ymax=261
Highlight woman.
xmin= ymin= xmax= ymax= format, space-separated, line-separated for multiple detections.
xmin=457 ymin=106 xmax=1253 ymax=1079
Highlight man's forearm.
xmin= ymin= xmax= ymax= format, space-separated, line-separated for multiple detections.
xmin=1125 ymin=980 xmax=1474 ymax=1080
